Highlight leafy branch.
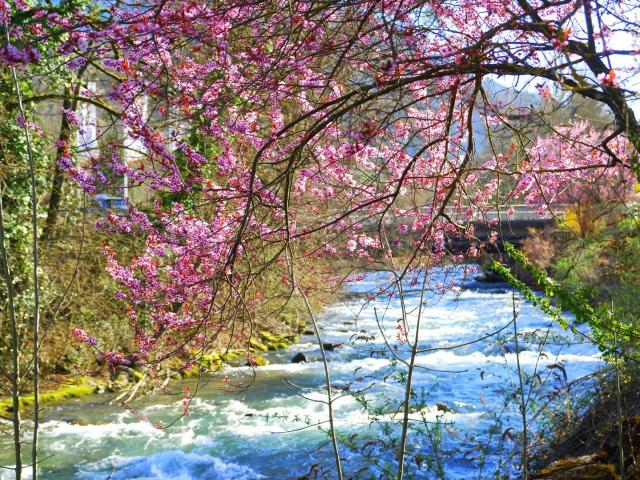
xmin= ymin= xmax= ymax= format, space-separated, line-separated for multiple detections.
xmin=491 ymin=242 xmax=637 ymax=361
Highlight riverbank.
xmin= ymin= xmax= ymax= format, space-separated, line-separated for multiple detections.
xmin=532 ymin=367 xmax=640 ymax=480
xmin=0 ymin=297 xmax=328 ymax=417
xmin=1 ymin=249 xmax=342 ymax=414
xmin=0 ymin=375 xmax=104 ymax=414
xmin=0 ymin=329 xmax=308 ymax=415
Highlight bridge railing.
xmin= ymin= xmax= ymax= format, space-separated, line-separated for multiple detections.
xmin=444 ymin=204 xmax=562 ymax=223
xmin=357 ymin=204 xmax=564 ymax=231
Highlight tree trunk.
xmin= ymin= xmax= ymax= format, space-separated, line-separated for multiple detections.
xmin=41 ymin=88 xmax=78 ymax=242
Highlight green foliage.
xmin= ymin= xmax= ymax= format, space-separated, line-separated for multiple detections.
xmin=0 ymin=69 xmax=51 ymax=373
xmin=491 ymin=242 xmax=639 ymax=363
xmin=552 ymin=204 xmax=640 ymax=362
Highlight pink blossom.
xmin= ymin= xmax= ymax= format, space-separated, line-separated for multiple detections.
xmin=71 ymin=327 xmax=97 ymax=346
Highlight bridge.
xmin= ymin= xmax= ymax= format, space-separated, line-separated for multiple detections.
xmin=360 ymin=204 xmax=563 ymax=251
xmin=445 ymin=205 xmax=555 ymax=223
xmin=444 ymin=204 xmax=561 ymax=251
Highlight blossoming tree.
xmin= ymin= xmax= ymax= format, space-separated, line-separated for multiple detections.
xmin=2 ymin=0 xmax=640 ymax=478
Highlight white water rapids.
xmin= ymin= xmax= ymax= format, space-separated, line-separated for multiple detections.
xmin=0 ymin=266 xmax=603 ymax=479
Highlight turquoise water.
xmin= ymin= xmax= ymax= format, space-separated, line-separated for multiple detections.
xmin=0 ymin=267 xmax=602 ymax=479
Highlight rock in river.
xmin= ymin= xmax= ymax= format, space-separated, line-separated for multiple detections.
xmin=291 ymin=352 xmax=307 ymax=363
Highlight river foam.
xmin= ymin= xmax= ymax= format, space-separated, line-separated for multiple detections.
xmin=77 ymin=451 xmax=264 ymax=480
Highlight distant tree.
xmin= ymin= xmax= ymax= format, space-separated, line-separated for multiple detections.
xmin=515 ymin=121 xmax=635 ymax=236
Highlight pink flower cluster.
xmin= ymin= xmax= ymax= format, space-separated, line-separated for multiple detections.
xmin=71 ymin=328 xmax=97 ymax=346
xmin=0 ymin=45 xmax=39 ymax=65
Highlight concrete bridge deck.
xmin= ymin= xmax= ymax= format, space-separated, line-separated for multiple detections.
xmin=444 ymin=204 xmax=561 ymax=250
xmin=361 ymin=205 xmax=562 ymax=250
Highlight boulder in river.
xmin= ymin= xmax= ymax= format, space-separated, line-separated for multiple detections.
xmin=291 ymin=352 xmax=307 ymax=363
xmin=331 ymin=383 xmax=350 ymax=391
xmin=435 ymin=403 xmax=454 ymax=413
xmin=322 ymin=343 xmax=343 ymax=351
xmin=473 ymin=271 xmax=503 ymax=283
xmin=502 ymin=342 xmax=529 ymax=354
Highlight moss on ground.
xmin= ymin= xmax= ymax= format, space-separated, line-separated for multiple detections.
xmin=249 ymin=338 xmax=268 ymax=352
xmin=258 ymin=331 xmax=291 ymax=350
xmin=183 ymin=331 xmax=297 ymax=372
xmin=183 ymin=349 xmax=255 ymax=376
xmin=0 ymin=376 xmax=100 ymax=414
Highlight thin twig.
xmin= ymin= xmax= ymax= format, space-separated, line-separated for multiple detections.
xmin=512 ymin=289 xmax=528 ymax=480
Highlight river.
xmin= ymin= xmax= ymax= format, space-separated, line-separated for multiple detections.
xmin=0 ymin=266 xmax=603 ymax=479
